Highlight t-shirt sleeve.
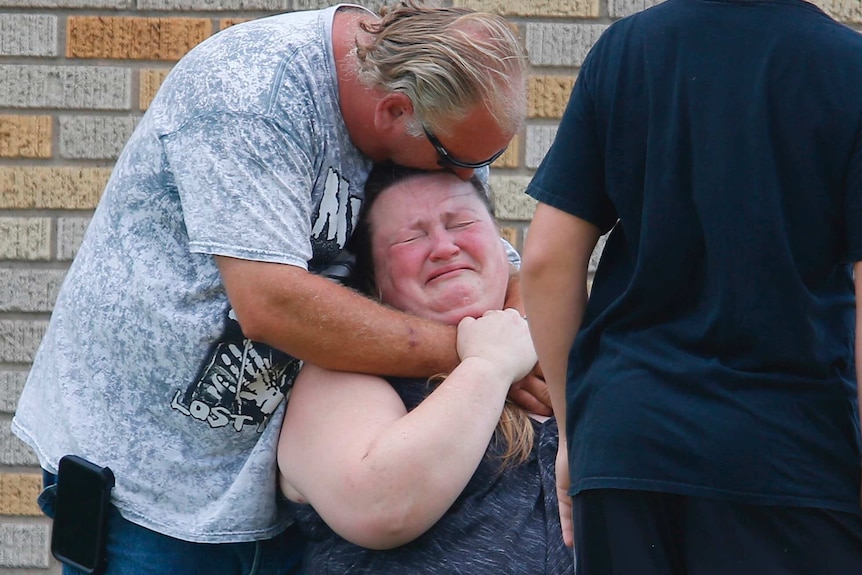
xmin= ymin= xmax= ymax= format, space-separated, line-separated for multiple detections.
xmin=160 ymin=112 xmax=316 ymax=269
xmin=526 ymin=52 xmax=618 ymax=234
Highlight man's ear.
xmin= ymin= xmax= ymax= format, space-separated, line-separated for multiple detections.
xmin=373 ymin=92 xmax=414 ymax=133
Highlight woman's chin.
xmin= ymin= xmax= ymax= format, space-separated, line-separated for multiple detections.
xmin=422 ymin=287 xmax=506 ymax=324
xmin=432 ymin=303 xmax=491 ymax=326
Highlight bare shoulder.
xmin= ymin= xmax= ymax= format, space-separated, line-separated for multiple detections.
xmin=289 ymin=362 xmax=406 ymax=414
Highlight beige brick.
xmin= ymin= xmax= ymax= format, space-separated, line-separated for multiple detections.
xmin=491 ymin=134 xmax=521 ymax=169
xmin=489 ymin=174 xmax=537 ymax=221
xmin=0 ymin=320 xmax=47 ymax=365
xmin=0 ymin=523 xmax=51 ymax=568
xmin=610 ymin=0 xmax=666 ymax=18
xmin=0 ymin=115 xmax=51 ymax=159
xmin=59 ymin=115 xmax=140 ymax=160
xmin=529 ymin=75 xmax=576 ymax=119
xmin=453 ymin=0 xmax=600 ymax=18
xmin=808 ymin=0 xmax=862 ymax=23
xmin=527 ymin=23 xmax=608 ymax=67
xmin=0 ymin=167 xmax=111 ymax=209
xmin=0 ymin=64 xmax=131 ymax=110
xmin=526 ymin=124 xmax=558 ymax=168
xmin=0 ymin=217 xmax=51 ymax=260
xmin=57 ymin=216 xmax=91 ymax=261
xmin=140 ymin=68 xmax=171 ymax=111
xmin=67 ymin=16 xmax=212 ymax=61
xmin=0 ymin=474 xmax=42 ymax=516
xmin=0 ymin=371 xmax=28 ymax=414
xmin=295 ymin=0 xmax=390 ymax=9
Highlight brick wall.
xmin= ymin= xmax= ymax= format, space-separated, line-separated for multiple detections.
xmin=1 ymin=0 xmax=859 ymax=572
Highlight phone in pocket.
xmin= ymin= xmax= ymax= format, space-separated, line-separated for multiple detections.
xmin=51 ymin=455 xmax=115 ymax=574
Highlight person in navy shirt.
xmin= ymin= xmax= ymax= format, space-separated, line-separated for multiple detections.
xmin=523 ymin=0 xmax=862 ymax=572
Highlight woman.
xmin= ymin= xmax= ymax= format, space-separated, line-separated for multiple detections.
xmin=277 ymin=164 xmax=572 ymax=574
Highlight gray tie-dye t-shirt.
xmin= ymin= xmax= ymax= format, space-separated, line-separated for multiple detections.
xmin=12 ymin=5 xmax=374 ymax=543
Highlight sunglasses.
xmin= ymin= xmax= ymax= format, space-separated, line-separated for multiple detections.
xmin=423 ymin=126 xmax=507 ymax=170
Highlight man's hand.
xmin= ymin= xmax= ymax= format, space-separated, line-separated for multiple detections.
xmin=507 ymin=363 xmax=552 ymax=416
xmin=457 ymin=310 xmax=537 ymax=385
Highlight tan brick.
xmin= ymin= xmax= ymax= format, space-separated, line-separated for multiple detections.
xmin=140 ymin=68 xmax=171 ymax=110
xmin=498 ymin=225 xmax=521 ymax=252
xmin=0 ymin=167 xmax=111 ymax=209
xmin=220 ymin=18 xmax=255 ymax=30
xmin=528 ymin=75 xmax=576 ymax=119
xmin=0 ymin=217 xmax=52 ymax=260
xmin=0 ymin=473 xmax=42 ymax=516
xmin=453 ymin=0 xmax=600 ymax=18
xmin=67 ymin=16 xmax=213 ymax=61
xmin=491 ymin=134 xmax=521 ymax=169
xmin=0 ymin=115 xmax=51 ymax=159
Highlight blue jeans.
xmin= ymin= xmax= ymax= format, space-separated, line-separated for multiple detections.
xmin=40 ymin=471 xmax=306 ymax=575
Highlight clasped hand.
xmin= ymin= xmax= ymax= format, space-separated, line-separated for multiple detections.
xmin=456 ymin=309 xmax=538 ymax=385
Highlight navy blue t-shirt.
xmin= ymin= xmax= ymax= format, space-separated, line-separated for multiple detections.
xmin=528 ymin=0 xmax=862 ymax=513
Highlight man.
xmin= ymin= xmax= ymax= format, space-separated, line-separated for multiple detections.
xmin=12 ymin=2 xmax=538 ymax=573
xmin=522 ymin=0 xmax=862 ymax=573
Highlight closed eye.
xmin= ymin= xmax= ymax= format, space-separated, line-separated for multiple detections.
xmin=448 ymin=220 xmax=476 ymax=230
xmin=395 ymin=232 xmax=427 ymax=245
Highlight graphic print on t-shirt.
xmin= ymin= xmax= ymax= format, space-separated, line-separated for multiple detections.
xmin=171 ymin=309 xmax=301 ymax=433
xmin=308 ymin=167 xmax=362 ymax=271
xmin=172 ymin=169 xmax=361 ymax=432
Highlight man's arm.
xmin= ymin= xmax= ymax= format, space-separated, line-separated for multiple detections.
xmin=521 ymin=202 xmax=602 ymax=546
xmin=216 ymin=256 xmax=459 ymax=378
xmin=854 ymin=261 xmax=862 ymax=507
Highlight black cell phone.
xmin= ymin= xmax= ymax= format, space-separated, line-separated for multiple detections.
xmin=51 ymin=455 xmax=115 ymax=574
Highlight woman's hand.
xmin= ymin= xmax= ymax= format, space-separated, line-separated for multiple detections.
xmin=456 ymin=308 xmax=537 ymax=384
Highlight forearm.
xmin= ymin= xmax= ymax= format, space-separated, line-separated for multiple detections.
xmin=340 ymin=358 xmax=510 ymax=547
xmin=217 ymin=256 xmax=459 ymax=377
xmin=521 ymin=204 xmax=600 ymax=437
xmin=522 ymin=264 xmax=585 ymax=437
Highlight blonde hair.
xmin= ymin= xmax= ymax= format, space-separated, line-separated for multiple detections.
xmin=356 ymin=0 xmax=528 ymax=137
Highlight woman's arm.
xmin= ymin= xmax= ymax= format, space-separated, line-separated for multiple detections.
xmin=277 ymin=309 xmax=535 ymax=550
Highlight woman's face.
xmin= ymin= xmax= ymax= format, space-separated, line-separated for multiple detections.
xmin=369 ymin=173 xmax=510 ymax=325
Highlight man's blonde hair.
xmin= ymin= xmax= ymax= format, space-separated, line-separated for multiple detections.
xmin=356 ymin=1 xmax=528 ymax=137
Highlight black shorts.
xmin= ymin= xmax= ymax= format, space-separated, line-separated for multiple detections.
xmin=572 ymin=488 xmax=862 ymax=575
